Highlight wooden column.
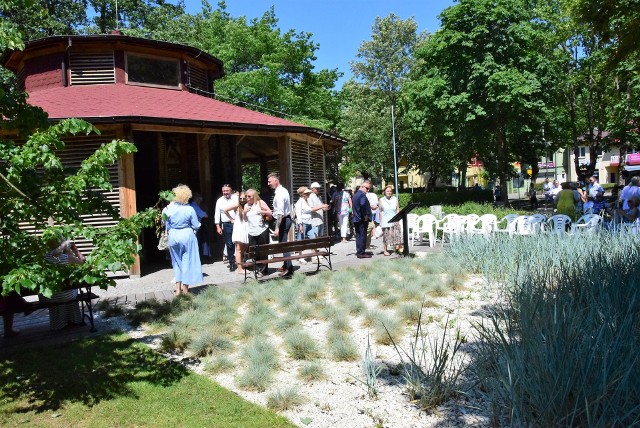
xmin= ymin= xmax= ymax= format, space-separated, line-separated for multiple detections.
xmin=277 ymin=135 xmax=294 ymax=241
xmin=117 ymin=129 xmax=140 ymax=277
xmin=278 ymin=135 xmax=292 ymax=191
xmin=197 ymin=134 xmax=212 ymax=210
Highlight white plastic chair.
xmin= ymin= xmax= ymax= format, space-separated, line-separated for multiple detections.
xmin=463 ymin=214 xmax=480 ymax=234
xmin=437 ymin=214 xmax=464 ymax=243
xmin=547 ymin=214 xmax=572 ymax=235
xmin=495 ymin=214 xmax=519 ymax=236
xmin=570 ymin=214 xmax=602 ymax=235
xmin=407 ymin=213 xmax=420 ymax=244
xmin=514 ymin=216 xmax=538 ymax=235
xmin=414 ymin=214 xmax=437 ymax=247
xmin=471 ymin=214 xmax=498 ymax=235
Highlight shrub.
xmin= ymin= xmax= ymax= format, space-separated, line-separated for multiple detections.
xmin=266 ymin=388 xmax=304 ymax=411
xmin=387 ymin=310 xmax=467 ymax=412
xmin=284 ymin=329 xmax=322 ymax=360
xmin=297 ymin=360 xmax=326 ymax=383
xmin=203 ymin=355 xmax=235 ymax=375
xmin=326 ymin=329 xmax=359 ymax=361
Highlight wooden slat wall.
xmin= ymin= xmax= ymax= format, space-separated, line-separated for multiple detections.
xmin=290 ymin=139 xmax=327 ymax=232
xmin=70 ymin=52 xmax=115 ymax=85
xmin=187 ymin=63 xmax=209 ymax=94
xmin=18 ymin=133 xmax=122 ymax=263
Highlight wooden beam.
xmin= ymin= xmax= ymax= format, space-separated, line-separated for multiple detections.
xmin=116 ymin=128 xmax=141 ymax=277
xmin=197 ymin=134 xmax=212 ymax=210
xmin=129 ymin=123 xmax=289 ymax=137
xmin=277 ymin=135 xmax=292 ymax=191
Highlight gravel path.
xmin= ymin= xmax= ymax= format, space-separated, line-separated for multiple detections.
xmin=125 ymin=272 xmax=496 ymax=428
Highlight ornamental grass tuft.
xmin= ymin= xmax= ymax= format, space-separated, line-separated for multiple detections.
xmin=266 ymin=388 xmax=305 ymax=411
xmin=450 ymin=232 xmax=640 ymax=426
xmin=297 ymin=360 xmax=326 ymax=383
xmin=284 ymin=329 xmax=322 ymax=360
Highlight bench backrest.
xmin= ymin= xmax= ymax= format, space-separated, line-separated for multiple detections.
xmin=246 ymin=236 xmax=331 ymax=258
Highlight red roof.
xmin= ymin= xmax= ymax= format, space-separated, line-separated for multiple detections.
xmin=26 ymin=83 xmax=308 ymax=130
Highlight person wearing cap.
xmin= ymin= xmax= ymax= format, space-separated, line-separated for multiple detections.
xmin=308 ymin=181 xmax=329 ymax=238
xmin=294 ymin=187 xmax=314 ymax=240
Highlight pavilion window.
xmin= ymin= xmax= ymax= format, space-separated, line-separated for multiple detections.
xmin=126 ymin=54 xmax=179 ymax=88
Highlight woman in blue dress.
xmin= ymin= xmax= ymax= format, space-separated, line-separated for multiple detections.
xmin=163 ymin=184 xmax=203 ymax=296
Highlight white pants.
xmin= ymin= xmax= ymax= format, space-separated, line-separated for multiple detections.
xmin=339 ymin=213 xmax=350 ymax=238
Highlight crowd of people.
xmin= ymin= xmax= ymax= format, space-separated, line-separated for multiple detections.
xmin=157 ymin=176 xmax=408 ymax=296
xmin=535 ymin=175 xmax=640 ymax=225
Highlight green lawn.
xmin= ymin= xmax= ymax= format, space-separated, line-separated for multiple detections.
xmin=0 ymin=333 xmax=295 ymax=428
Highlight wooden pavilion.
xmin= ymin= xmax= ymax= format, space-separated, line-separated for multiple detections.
xmin=1 ymin=32 xmax=345 ymax=276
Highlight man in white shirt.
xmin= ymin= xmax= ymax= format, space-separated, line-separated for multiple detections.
xmin=308 ymin=181 xmax=329 ymax=238
xmin=543 ymin=178 xmax=553 ymax=206
xmin=587 ymin=176 xmax=604 ymax=200
xmin=550 ymin=180 xmax=562 ymax=207
xmin=268 ymin=173 xmax=293 ymax=277
xmin=214 ymin=184 xmax=238 ymax=271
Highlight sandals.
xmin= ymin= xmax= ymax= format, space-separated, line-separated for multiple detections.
xmin=383 ymin=251 xmax=391 ymax=256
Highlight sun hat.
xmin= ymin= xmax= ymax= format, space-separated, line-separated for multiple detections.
xmin=297 ymin=186 xmax=311 ymax=195
xmin=310 ymin=182 xmax=322 ymax=188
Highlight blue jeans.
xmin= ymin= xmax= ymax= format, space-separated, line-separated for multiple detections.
xmin=278 ymin=216 xmax=293 ymax=270
xmin=298 ymin=223 xmax=312 ymax=240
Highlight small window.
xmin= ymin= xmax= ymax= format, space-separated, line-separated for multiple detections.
xmin=579 ymin=147 xmax=586 ymax=157
xmin=127 ymin=54 xmax=179 ymax=87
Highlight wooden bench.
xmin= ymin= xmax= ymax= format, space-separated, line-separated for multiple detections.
xmin=241 ymin=236 xmax=333 ymax=282
xmin=0 ymin=285 xmax=99 ymax=332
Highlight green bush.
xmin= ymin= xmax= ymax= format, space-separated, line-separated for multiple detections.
xmin=413 ymin=202 xmax=528 ymax=218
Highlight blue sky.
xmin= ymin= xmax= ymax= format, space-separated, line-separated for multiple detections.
xmin=181 ymin=0 xmax=456 ymax=87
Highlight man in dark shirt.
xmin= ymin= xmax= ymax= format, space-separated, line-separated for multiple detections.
xmin=352 ymin=180 xmax=373 ymax=258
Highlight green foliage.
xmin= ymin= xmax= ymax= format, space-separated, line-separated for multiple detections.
xmin=405 ymin=0 xmax=556 ymax=199
xmin=452 ymin=233 xmax=640 ymax=426
xmin=339 ymin=14 xmax=423 ymax=179
xmin=0 ymin=117 xmax=157 ymax=296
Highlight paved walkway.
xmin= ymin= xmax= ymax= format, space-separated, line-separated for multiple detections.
xmin=1 ymin=235 xmax=440 ymax=351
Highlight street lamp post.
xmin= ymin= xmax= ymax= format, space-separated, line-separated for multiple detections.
xmin=391 ymin=105 xmax=399 ymax=201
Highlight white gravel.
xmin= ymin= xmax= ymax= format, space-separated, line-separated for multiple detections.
xmin=117 ymin=274 xmax=498 ymax=428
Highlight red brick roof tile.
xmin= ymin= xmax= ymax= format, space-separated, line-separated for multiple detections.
xmin=27 ymin=83 xmax=307 ymax=129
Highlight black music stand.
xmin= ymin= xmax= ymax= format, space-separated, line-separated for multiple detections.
xmin=388 ymin=202 xmax=420 ymax=257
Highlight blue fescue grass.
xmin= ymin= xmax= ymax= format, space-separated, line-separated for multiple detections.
xmin=449 ymin=232 xmax=640 ymax=426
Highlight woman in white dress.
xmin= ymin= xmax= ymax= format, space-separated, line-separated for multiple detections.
xmin=226 ymin=192 xmax=249 ymax=274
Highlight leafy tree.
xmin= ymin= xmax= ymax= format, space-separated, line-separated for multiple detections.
xmin=339 ymin=14 xmax=423 ymax=180
xmin=88 ymin=0 xmax=187 ymax=35
xmin=569 ymin=0 xmax=640 ymax=66
xmin=407 ymin=0 xmax=554 ymax=200
xmin=1 ymin=3 xmax=156 ymax=296
xmin=0 ymin=0 xmax=88 ymax=40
